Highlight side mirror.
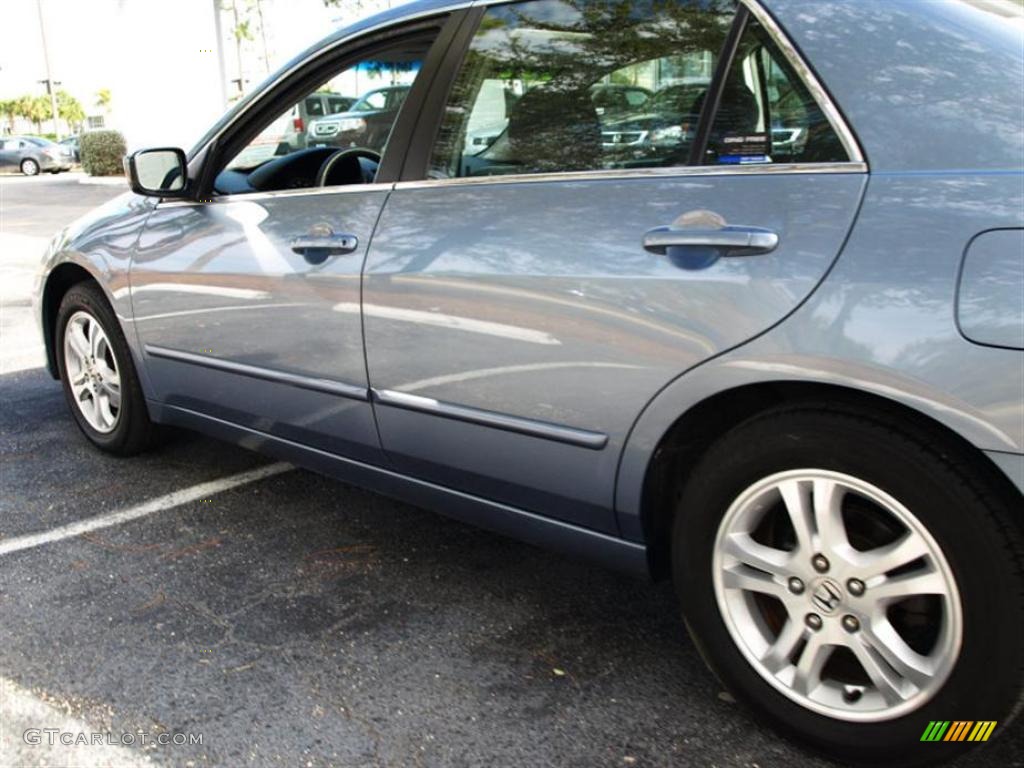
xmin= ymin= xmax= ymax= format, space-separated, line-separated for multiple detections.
xmin=124 ymin=148 xmax=189 ymax=197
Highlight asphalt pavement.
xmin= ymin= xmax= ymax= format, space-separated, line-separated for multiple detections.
xmin=1 ymin=173 xmax=1021 ymax=767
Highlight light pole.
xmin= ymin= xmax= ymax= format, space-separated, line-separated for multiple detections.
xmin=36 ymin=0 xmax=61 ymax=139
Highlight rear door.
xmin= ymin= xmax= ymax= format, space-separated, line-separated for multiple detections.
xmin=362 ymin=0 xmax=866 ymax=533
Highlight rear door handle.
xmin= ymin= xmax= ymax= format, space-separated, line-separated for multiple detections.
xmin=290 ymin=233 xmax=359 ymax=258
xmin=642 ymin=226 xmax=779 ymax=257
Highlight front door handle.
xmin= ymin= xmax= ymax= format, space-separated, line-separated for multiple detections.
xmin=642 ymin=226 xmax=779 ymax=257
xmin=290 ymin=233 xmax=359 ymax=259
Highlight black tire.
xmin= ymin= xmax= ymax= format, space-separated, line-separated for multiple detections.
xmin=20 ymin=158 xmax=40 ymax=176
xmin=673 ymin=404 xmax=1023 ymax=767
xmin=55 ymin=282 xmax=155 ymax=455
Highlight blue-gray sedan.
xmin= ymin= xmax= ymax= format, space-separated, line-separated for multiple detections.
xmin=32 ymin=0 xmax=1024 ymax=763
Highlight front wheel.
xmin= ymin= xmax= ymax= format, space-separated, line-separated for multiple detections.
xmin=673 ymin=405 xmax=1023 ymax=766
xmin=56 ymin=282 xmax=156 ymax=455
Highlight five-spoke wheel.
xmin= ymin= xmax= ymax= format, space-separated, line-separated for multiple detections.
xmin=63 ymin=311 xmax=123 ymax=433
xmin=674 ymin=404 xmax=1023 ymax=765
xmin=56 ymin=281 xmax=155 ymax=454
xmin=713 ymin=469 xmax=961 ymax=721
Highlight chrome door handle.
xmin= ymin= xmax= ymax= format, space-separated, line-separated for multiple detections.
xmin=642 ymin=226 xmax=779 ymax=256
xmin=290 ymin=233 xmax=359 ymax=258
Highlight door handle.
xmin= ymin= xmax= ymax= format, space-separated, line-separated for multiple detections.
xmin=642 ymin=226 xmax=779 ymax=257
xmin=290 ymin=233 xmax=359 ymax=263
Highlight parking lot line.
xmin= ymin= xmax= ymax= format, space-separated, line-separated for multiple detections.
xmin=0 ymin=462 xmax=292 ymax=557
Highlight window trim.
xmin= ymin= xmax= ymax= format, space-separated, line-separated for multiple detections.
xmin=184 ymin=10 xmax=469 ymax=202
xmin=688 ymin=4 xmax=751 ymax=166
xmin=392 ymin=160 xmax=867 ymax=192
xmin=743 ymin=0 xmax=864 ymax=165
xmin=175 ymin=0 xmax=867 ymax=206
xmin=397 ymin=0 xmax=865 ymax=187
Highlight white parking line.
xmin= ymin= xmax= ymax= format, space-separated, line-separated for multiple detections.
xmin=0 ymin=462 xmax=292 ymax=557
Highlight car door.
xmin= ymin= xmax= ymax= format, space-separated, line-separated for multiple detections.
xmin=130 ymin=16 xmax=456 ymax=464
xmin=362 ymin=0 xmax=867 ymax=533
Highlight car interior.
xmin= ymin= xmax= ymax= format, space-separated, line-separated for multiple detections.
xmin=212 ymin=40 xmax=431 ymax=197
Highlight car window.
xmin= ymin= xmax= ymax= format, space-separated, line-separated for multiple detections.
xmin=625 ymin=89 xmax=649 ymax=107
xmin=429 ymin=0 xmax=736 ymax=179
xmin=304 ymin=97 xmax=326 ymax=117
xmin=703 ymin=17 xmax=848 ymax=165
xmin=327 ymin=96 xmax=353 ymax=114
xmin=221 ymin=57 xmax=423 ymax=181
xmin=353 ymin=90 xmax=388 ymax=112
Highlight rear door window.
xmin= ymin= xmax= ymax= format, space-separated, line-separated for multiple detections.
xmin=429 ymin=0 xmax=737 ymax=179
xmin=703 ymin=16 xmax=849 ymax=165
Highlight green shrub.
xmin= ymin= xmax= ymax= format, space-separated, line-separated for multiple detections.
xmin=80 ymin=130 xmax=126 ymax=176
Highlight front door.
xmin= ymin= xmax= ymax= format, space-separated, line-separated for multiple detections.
xmin=130 ymin=30 xmax=443 ymax=463
xmin=363 ymin=0 xmax=866 ymax=532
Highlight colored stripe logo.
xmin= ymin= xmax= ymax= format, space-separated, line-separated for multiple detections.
xmin=920 ymin=721 xmax=997 ymax=742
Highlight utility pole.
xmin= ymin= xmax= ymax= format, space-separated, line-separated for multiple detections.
xmin=212 ymin=0 xmax=229 ymax=109
xmin=36 ymin=0 xmax=61 ymax=139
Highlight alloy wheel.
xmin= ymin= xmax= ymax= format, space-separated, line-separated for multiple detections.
xmin=63 ymin=310 xmax=122 ymax=433
xmin=712 ymin=469 xmax=962 ymax=722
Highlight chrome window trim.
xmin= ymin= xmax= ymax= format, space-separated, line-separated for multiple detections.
xmin=155 ymin=181 xmax=396 ymax=208
xmin=189 ymin=2 xmax=472 ymax=162
xmin=374 ymin=389 xmax=609 ymax=449
xmin=394 ymin=161 xmax=866 ymax=190
xmin=144 ymin=344 xmax=370 ymax=401
xmin=181 ymin=0 xmax=864 ymax=203
xmin=740 ymin=0 xmax=865 ymax=164
xmin=407 ymin=0 xmax=866 ymax=187
xmin=158 ymin=160 xmax=866 ymax=207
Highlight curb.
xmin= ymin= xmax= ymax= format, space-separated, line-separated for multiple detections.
xmin=75 ymin=174 xmax=127 ymax=187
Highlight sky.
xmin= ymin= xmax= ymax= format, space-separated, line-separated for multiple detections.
xmin=0 ymin=0 xmax=407 ymax=147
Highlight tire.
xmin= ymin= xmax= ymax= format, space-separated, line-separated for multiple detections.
xmin=20 ymin=158 xmax=40 ymax=176
xmin=673 ymin=404 xmax=1023 ymax=766
xmin=55 ymin=282 xmax=155 ymax=455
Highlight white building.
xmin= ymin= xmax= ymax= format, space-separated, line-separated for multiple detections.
xmin=0 ymin=0 xmax=403 ymax=150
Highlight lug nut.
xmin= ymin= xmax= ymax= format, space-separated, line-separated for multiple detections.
xmin=788 ymin=577 xmax=805 ymax=595
xmin=805 ymin=613 xmax=823 ymax=631
xmin=812 ymin=554 xmax=830 ymax=573
xmin=842 ymin=614 xmax=860 ymax=633
xmin=847 ymin=578 xmax=865 ymax=597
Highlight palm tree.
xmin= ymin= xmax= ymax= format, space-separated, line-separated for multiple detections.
xmin=95 ymin=88 xmax=112 ymax=113
xmin=0 ymin=100 xmax=17 ymax=134
xmin=57 ymin=91 xmax=85 ymax=134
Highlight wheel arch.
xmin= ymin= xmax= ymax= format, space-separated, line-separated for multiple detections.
xmin=625 ymin=379 xmax=1023 ymax=582
xmin=41 ymin=261 xmax=102 ymax=379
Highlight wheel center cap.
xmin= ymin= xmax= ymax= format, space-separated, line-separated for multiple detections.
xmin=810 ymin=577 xmax=844 ymax=615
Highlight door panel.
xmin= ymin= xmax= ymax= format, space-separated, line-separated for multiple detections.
xmin=131 ymin=190 xmax=387 ymax=462
xmin=364 ymin=172 xmax=866 ymax=531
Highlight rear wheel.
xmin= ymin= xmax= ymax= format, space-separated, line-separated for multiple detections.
xmin=56 ymin=282 xmax=155 ymax=455
xmin=673 ymin=405 xmax=1023 ymax=765
xmin=20 ymin=158 xmax=39 ymax=176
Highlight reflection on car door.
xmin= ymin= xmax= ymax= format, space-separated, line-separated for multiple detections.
xmin=362 ymin=0 xmax=866 ymax=535
xmin=131 ymin=189 xmax=390 ymax=463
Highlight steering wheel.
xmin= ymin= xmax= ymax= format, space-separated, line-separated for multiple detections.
xmin=316 ymin=147 xmax=382 ymax=187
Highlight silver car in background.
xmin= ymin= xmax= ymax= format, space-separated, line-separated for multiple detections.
xmin=33 ymin=0 xmax=1024 ymax=763
xmin=1 ymin=135 xmax=73 ymax=175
